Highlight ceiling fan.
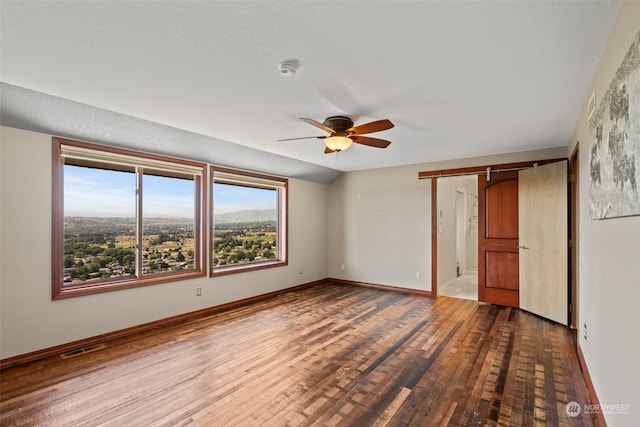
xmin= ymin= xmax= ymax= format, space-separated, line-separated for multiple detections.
xmin=278 ymin=116 xmax=394 ymax=154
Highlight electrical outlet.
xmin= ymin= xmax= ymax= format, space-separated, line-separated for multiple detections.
xmin=416 ymin=272 xmax=421 ymax=279
xmin=196 ymin=287 xmax=202 ymax=296
xmin=341 ymin=263 xmax=345 ymax=271
xmin=299 ymin=267 xmax=303 ymax=275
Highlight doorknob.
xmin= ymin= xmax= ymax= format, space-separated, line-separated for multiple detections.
xmin=518 ymin=244 xmax=529 ymax=250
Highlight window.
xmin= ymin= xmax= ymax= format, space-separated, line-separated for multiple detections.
xmin=211 ymin=167 xmax=288 ymax=275
xmin=53 ymin=138 xmax=206 ymax=299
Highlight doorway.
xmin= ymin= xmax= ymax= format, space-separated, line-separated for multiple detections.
xmin=422 ymin=158 xmax=569 ymax=322
xmin=437 ymin=176 xmax=478 ymax=301
xmin=569 ymin=146 xmax=579 ymax=329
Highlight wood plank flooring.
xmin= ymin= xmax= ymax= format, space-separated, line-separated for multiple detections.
xmin=0 ymin=283 xmax=597 ymax=426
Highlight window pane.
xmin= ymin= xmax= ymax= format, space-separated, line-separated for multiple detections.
xmin=142 ymin=174 xmax=196 ymax=275
xmin=213 ymin=183 xmax=278 ymax=267
xmin=55 ymin=139 xmax=207 ymax=298
xmin=63 ymin=164 xmax=136 ymax=285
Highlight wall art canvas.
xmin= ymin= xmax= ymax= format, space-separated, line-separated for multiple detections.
xmin=589 ymin=29 xmax=640 ymax=219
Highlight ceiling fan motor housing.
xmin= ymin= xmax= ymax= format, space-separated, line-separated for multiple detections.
xmin=323 ymin=116 xmax=354 ymax=134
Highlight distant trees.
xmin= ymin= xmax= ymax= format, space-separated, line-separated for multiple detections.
xmin=211 ymin=221 xmax=277 ymax=267
xmin=213 ymin=221 xmax=276 ymax=265
xmin=234 ymin=250 xmax=246 ymax=262
xmin=64 ymin=217 xmax=284 ymax=281
xmin=62 ymin=218 xmax=195 ymax=283
xmin=104 ymin=247 xmax=136 ymax=266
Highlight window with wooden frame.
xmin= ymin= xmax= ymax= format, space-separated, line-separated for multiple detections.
xmin=211 ymin=166 xmax=288 ymax=276
xmin=52 ymin=137 xmax=206 ymax=299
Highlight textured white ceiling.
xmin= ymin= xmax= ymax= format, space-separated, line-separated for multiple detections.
xmin=0 ymin=0 xmax=621 ymax=180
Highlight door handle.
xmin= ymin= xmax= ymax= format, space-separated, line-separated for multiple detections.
xmin=518 ymin=244 xmax=529 ymax=250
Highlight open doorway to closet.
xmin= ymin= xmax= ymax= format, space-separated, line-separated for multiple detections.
xmin=436 ymin=175 xmax=478 ymax=301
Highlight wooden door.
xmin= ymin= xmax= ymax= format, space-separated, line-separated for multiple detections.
xmin=478 ymin=171 xmax=519 ymax=307
xmin=519 ymin=161 xmax=568 ymax=325
xmin=569 ymin=150 xmax=578 ymax=329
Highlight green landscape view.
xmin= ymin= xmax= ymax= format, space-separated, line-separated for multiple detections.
xmin=63 ymin=211 xmax=276 ymax=285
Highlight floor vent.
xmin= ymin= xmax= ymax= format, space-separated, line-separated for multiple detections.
xmin=60 ymin=343 xmax=106 ymax=359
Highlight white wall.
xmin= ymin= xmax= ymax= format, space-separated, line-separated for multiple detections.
xmin=327 ymin=147 xmax=567 ymax=293
xmin=437 ymin=176 xmax=458 ymax=287
xmin=569 ymin=2 xmax=640 ymax=425
xmin=0 ymin=126 xmax=328 ymax=359
xmin=464 ymin=178 xmax=478 ymax=272
xmin=327 ymin=166 xmax=432 ymax=290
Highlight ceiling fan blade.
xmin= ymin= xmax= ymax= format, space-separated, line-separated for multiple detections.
xmin=347 ymin=119 xmax=394 ymax=135
xmin=277 ymin=136 xmax=326 ymax=142
xmin=351 ymin=135 xmax=391 ymax=149
xmin=300 ymin=118 xmax=335 ymax=134
xmin=324 ymin=147 xmax=335 ymax=154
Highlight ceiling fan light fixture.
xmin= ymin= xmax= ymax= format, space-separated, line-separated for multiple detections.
xmin=280 ymin=116 xmax=393 ymax=153
xmin=324 ymin=136 xmax=353 ymax=152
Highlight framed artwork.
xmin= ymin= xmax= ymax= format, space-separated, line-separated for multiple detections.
xmin=589 ymin=29 xmax=640 ymax=219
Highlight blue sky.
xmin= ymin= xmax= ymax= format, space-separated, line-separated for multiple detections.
xmin=213 ymin=183 xmax=276 ymax=214
xmin=64 ymin=165 xmax=274 ymax=217
xmin=64 ymin=166 xmax=136 ymax=217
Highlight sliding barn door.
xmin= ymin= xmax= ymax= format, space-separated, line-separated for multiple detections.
xmin=519 ymin=161 xmax=568 ymax=325
xmin=478 ymin=171 xmax=519 ymax=307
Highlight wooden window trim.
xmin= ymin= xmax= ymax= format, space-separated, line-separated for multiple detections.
xmin=52 ymin=137 xmax=207 ymax=299
xmin=210 ymin=166 xmax=288 ymax=277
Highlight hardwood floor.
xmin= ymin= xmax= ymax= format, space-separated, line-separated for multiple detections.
xmin=0 ymin=283 xmax=596 ymax=426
